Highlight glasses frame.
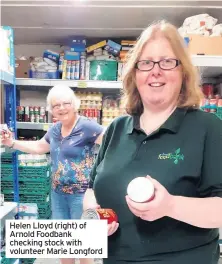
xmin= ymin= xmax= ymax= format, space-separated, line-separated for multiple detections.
xmin=52 ymin=102 xmax=72 ymax=110
xmin=135 ymin=58 xmax=181 ymax=71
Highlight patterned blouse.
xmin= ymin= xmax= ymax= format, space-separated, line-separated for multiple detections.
xmin=44 ymin=116 xmax=104 ymax=194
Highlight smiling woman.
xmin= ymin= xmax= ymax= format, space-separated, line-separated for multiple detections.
xmin=83 ymin=20 xmax=222 ymax=264
xmin=1 ymin=84 xmax=105 ymax=264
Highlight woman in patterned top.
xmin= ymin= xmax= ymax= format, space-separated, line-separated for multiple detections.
xmin=3 ymin=84 xmax=104 ymax=264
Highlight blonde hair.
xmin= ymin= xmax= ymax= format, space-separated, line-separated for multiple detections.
xmin=122 ymin=20 xmax=204 ymax=115
xmin=46 ymin=84 xmax=81 ymax=112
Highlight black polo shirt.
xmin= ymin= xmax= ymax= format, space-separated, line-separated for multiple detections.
xmin=90 ymin=108 xmax=222 ymax=264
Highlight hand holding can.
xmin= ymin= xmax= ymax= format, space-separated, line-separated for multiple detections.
xmin=0 ymin=124 xmax=14 ymax=147
xmin=81 ymin=208 xmax=119 ymax=236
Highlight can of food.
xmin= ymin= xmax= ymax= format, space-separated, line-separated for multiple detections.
xmin=34 ymin=106 xmax=40 ymax=115
xmin=24 ymin=106 xmax=30 ymax=122
xmin=0 ymin=124 xmax=9 ymax=139
xmin=40 ymin=107 xmax=45 ymax=116
xmin=30 ymin=114 xmax=35 ymax=123
xmin=81 ymin=208 xmax=118 ymax=224
xmin=127 ymin=177 xmax=155 ymax=203
xmin=35 ymin=114 xmax=40 ymax=123
xmin=30 ymin=106 xmax=34 ymax=115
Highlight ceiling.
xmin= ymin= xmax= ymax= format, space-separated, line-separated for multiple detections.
xmin=2 ymin=0 xmax=222 ymax=44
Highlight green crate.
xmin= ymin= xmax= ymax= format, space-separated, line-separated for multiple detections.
xmin=215 ymin=107 xmax=222 ymax=120
xmin=90 ymin=60 xmax=117 ymax=81
xmin=39 ymin=209 xmax=52 ymax=219
xmin=1 ymin=189 xmax=14 ymax=195
xmin=1 ymin=164 xmax=13 ymax=181
xmin=1 ymin=180 xmax=51 ymax=195
xmin=21 ymin=258 xmax=36 ymax=264
xmin=19 ymin=193 xmax=50 ymax=203
xmin=19 ymin=166 xmax=51 ymax=181
xmin=38 ymin=201 xmax=51 ymax=214
xmin=1 ymin=153 xmax=13 ymax=164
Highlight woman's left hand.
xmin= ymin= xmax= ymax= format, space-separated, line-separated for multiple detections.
xmin=125 ymin=176 xmax=174 ymax=221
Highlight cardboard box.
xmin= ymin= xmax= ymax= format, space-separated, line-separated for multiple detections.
xmin=15 ymin=60 xmax=30 ymax=78
xmin=187 ymin=35 xmax=222 ymax=56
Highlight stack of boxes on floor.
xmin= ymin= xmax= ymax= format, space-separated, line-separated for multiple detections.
xmin=1 ymin=152 xmax=52 ymax=221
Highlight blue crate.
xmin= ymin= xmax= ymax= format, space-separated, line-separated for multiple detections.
xmin=29 ymin=70 xmax=59 ymax=79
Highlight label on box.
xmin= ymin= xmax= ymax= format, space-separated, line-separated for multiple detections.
xmin=77 ymin=81 xmax=87 ymax=88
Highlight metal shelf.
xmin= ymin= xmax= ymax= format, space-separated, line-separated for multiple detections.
xmin=0 ymin=202 xmax=17 ymax=222
xmin=17 ymin=122 xmax=52 ymax=131
xmin=191 ymin=55 xmax=222 ymax=78
xmin=15 ymin=55 xmax=222 ymax=87
xmin=16 ymin=78 xmax=123 ymax=89
xmin=0 ymin=70 xmax=14 ymax=85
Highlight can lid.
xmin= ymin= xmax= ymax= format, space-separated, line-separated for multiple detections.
xmin=127 ymin=177 xmax=155 ymax=203
xmin=81 ymin=209 xmax=99 ymax=220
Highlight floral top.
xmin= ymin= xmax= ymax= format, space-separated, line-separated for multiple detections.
xmin=44 ymin=116 xmax=104 ymax=194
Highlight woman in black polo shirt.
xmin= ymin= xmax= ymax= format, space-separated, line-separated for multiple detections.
xmin=83 ymin=21 xmax=222 ymax=264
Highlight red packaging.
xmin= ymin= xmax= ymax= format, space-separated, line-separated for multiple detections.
xmin=81 ymin=208 xmax=118 ymax=224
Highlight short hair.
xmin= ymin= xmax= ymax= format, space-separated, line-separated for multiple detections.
xmin=46 ymin=84 xmax=81 ymax=112
xmin=122 ymin=20 xmax=204 ymax=115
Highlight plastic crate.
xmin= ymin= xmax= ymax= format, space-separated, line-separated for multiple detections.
xmin=19 ymin=193 xmax=50 ymax=203
xmin=38 ymin=201 xmax=51 ymax=215
xmin=19 ymin=165 xmax=51 ymax=181
xmin=1 ymin=164 xmax=13 ymax=180
xmin=38 ymin=209 xmax=52 ymax=219
xmin=215 ymin=107 xmax=222 ymax=120
xmin=29 ymin=69 xmax=59 ymax=79
xmin=1 ymin=153 xmax=13 ymax=164
xmin=21 ymin=258 xmax=36 ymax=264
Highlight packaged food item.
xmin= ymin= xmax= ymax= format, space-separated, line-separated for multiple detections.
xmin=127 ymin=177 xmax=155 ymax=203
xmin=81 ymin=208 xmax=118 ymax=224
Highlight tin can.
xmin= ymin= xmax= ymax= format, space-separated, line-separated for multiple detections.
xmin=66 ymin=61 xmax=71 ymax=80
xmin=39 ymin=115 xmax=44 ymax=123
xmin=35 ymin=114 xmax=40 ymax=123
xmin=40 ymin=107 xmax=45 ymax=116
xmin=80 ymin=55 xmax=86 ymax=80
xmin=71 ymin=61 xmax=76 ymax=80
xmin=81 ymin=208 xmax=118 ymax=224
xmin=24 ymin=106 xmax=30 ymax=122
xmin=34 ymin=106 xmax=39 ymax=115
xmin=0 ymin=124 xmax=9 ymax=139
xmin=18 ymin=106 xmax=24 ymax=121
xmin=30 ymin=114 xmax=35 ymax=123
xmin=127 ymin=177 xmax=155 ymax=203
xmin=30 ymin=106 xmax=34 ymax=115
xmin=75 ymin=60 xmax=80 ymax=80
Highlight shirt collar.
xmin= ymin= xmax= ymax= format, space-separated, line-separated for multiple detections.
xmin=126 ymin=107 xmax=188 ymax=135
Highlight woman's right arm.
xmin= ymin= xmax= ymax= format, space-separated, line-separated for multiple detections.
xmin=1 ymin=129 xmax=50 ymax=154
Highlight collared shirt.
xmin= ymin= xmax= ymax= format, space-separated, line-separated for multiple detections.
xmin=45 ymin=116 xmax=103 ymax=194
xmin=90 ymin=108 xmax=222 ymax=264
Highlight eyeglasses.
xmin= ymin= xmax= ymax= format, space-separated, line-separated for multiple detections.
xmin=52 ymin=102 xmax=71 ymax=110
xmin=135 ymin=58 xmax=181 ymax=71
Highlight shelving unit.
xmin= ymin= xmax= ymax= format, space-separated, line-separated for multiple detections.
xmin=0 ymin=26 xmax=19 ymax=204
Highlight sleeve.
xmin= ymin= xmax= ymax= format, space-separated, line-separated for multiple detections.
xmin=84 ymin=119 xmax=105 ymax=143
xmin=43 ymin=125 xmax=54 ymax=144
xmin=89 ymin=126 xmax=110 ymax=189
xmin=198 ymin=114 xmax=222 ymax=198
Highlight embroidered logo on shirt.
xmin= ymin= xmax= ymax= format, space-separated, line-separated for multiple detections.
xmin=158 ymin=148 xmax=184 ymax=164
